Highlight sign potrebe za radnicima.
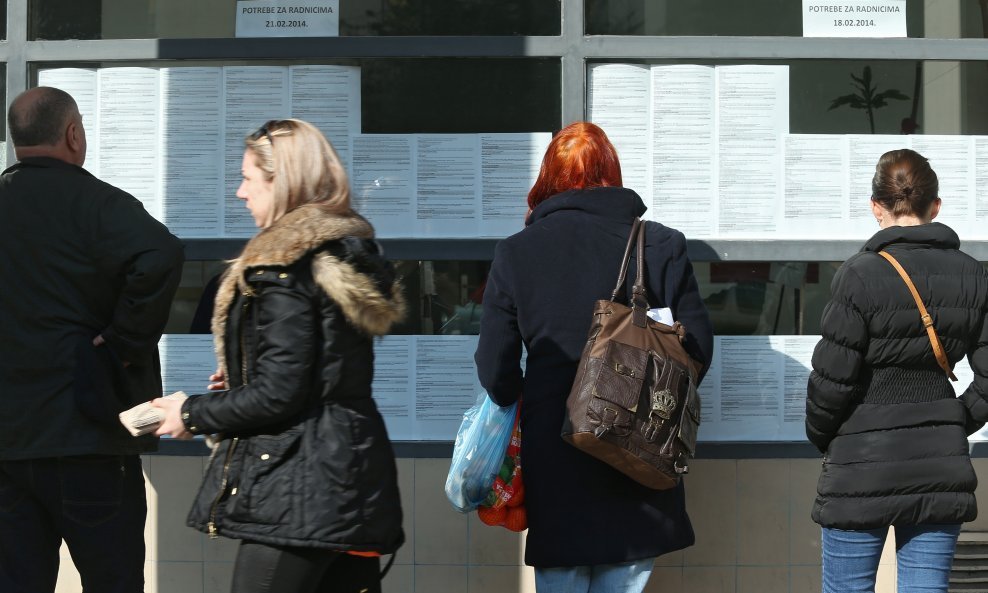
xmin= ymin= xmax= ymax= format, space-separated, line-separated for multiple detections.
xmin=802 ymin=0 xmax=907 ymax=37
xmin=236 ymin=0 xmax=339 ymax=37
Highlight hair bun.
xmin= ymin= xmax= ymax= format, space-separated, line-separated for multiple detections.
xmin=902 ymin=186 xmax=913 ymax=198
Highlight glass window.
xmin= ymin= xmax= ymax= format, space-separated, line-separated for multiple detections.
xmin=586 ymin=0 xmax=982 ymax=39
xmin=29 ymin=0 xmax=559 ymax=40
xmin=589 ymin=58 xmax=988 ymax=136
xmin=169 ymin=259 xmax=837 ymax=337
xmin=32 ymin=58 xmax=560 ymax=135
xmin=361 ymin=59 xmax=560 ymax=134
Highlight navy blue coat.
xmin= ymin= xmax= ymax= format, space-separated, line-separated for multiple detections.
xmin=475 ymin=187 xmax=714 ymax=567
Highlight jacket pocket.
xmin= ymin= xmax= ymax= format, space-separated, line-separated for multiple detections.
xmin=227 ymin=427 xmax=303 ymax=526
xmin=73 ymin=338 xmax=128 ymax=426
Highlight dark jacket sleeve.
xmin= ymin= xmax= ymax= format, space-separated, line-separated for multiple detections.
xmin=654 ymin=226 xmax=714 ymax=382
xmin=806 ymin=262 xmax=869 ymax=453
xmin=91 ymin=190 xmax=184 ymax=363
xmin=183 ymin=281 xmax=318 ymax=434
xmin=475 ymin=241 xmax=523 ymax=407
xmin=960 ymin=302 xmax=988 ymax=434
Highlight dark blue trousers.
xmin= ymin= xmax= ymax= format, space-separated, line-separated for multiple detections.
xmin=0 ymin=455 xmax=147 ymax=593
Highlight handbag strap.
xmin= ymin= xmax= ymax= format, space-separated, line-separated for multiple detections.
xmin=608 ymin=218 xmax=650 ymax=327
xmin=877 ymin=250 xmax=958 ymax=381
xmin=610 ymin=218 xmax=642 ymax=303
xmin=631 ymin=218 xmax=649 ymax=327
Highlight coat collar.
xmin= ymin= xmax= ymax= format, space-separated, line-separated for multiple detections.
xmin=861 ymin=222 xmax=960 ymax=253
xmin=211 ymin=204 xmax=405 ymax=376
xmin=3 ymin=157 xmax=94 ymax=177
xmin=526 ymin=186 xmax=647 ymax=226
xmin=234 ymin=203 xmax=374 ymax=271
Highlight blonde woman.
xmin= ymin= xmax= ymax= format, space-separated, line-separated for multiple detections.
xmin=154 ymin=119 xmax=405 ymax=593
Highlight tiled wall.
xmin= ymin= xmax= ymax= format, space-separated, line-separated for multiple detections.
xmin=52 ymin=457 xmax=988 ymax=593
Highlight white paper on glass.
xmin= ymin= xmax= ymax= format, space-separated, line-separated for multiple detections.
xmin=780 ymin=134 xmax=846 ymax=238
xmin=975 ymin=137 xmax=988 ymax=239
xmin=351 ymin=135 xmax=416 ymax=238
xmin=777 ymin=336 xmax=816 ymax=440
xmin=38 ymin=68 xmax=101 ymax=177
xmin=698 ymin=335 xmax=815 ymax=441
xmin=97 ymin=68 xmax=161 ymax=219
xmin=846 ymin=134 xmax=904 ymax=237
xmin=416 ymin=135 xmax=480 ymax=237
xmin=159 ymin=334 xmax=217 ymax=396
xmin=288 ymin=65 xmax=360 ymax=173
xmin=716 ymin=65 xmax=789 ymax=236
xmin=414 ymin=335 xmax=481 ymax=440
xmin=650 ymin=65 xmax=716 ymax=236
xmin=479 ymin=133 xmax=551 ymax=238
xmin=802 ymin=0 xmax=907 ymax=38
xmin=159 ymin=67 xmax=223 ymax=237
xmin=371 ymin=336 xmax=415 ymax=441
xmin=223 ymin=66 xmax=290 ymax=237
xmin=588 ymin=64 xmax=651 ymax=206
xmin=235 ymin=0 xmax=339 ymax=37
xmin=908 ymin=135 xmax=974 ymax=237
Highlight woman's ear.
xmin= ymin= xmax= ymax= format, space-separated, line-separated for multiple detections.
xmin=929 ymin=197 xmax=942 ymax=221
xmin=870 ymin=199 xmax=884 ymax=222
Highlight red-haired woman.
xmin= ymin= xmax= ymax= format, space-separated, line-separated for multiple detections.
xmin=475 ymin=122 xmax=713 ymax=593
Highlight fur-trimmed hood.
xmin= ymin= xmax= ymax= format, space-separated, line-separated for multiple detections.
xmin=211 ymin=204 xmax=406 ymax=375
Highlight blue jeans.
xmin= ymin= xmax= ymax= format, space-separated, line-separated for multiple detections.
xmin=0 ymin=455 xmax=147 ymax=593
xmin=822 ymin=524 xmax=961 ymax=593
xmin=535 ymin=558 xmax=655 ymax=593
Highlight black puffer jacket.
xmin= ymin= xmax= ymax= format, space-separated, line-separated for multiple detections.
xmin=184 ymin=205 xmax=406 ymax=553
xmin=807 ymin=223 xmax=988 ymax=530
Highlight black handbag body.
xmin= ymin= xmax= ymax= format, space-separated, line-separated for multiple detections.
xmin=560 ymin=219 xmax=702 ymax=490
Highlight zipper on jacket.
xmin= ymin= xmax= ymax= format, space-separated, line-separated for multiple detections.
xmin=206 ymin=437 xmax=239 ymax=538
xmin=207 ymin=290 xmax=252 ymax=539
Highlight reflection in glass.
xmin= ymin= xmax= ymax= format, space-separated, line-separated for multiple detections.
xmin=361 ymin=59 xmax=560 ymax=134
xmin=29 ymin=0 xmax=558 ymax=40
xmin=586 ymin=0 xmax=986 ymax=39
xmin=169 ymin=259 xmax=843 ymax=338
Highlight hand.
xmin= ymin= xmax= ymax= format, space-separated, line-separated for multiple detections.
xmin=151 ymin=397 xmax=193 ymax=439
xmin=207 ymin=368 xmax=227 ymax=391
xmin=92 ymin=333 xmax=130 ymax=367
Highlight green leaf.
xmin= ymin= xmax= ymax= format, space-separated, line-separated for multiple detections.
xmin=828 ymin=94 xmax=868 ymax=110
xmin=874 ymin=89 xmax=910 ymax=102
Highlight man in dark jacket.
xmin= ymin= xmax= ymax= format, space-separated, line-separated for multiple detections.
xmin=0 ymin=86 xmax=184 ymax=593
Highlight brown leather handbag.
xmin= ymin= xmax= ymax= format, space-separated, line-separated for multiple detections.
xmin=561 ymin=219 xmax=703 ymax=490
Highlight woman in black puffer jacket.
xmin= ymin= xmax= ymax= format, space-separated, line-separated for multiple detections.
xmin=153 ymin=119 xmax=405 ymax=593
xmin=807 ymin=149 xmax=988 ymax=593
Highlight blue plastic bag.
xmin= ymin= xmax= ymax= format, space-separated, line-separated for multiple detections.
xmin=445 ymin=392 xmax=518 ymax=513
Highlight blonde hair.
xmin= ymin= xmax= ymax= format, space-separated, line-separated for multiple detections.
xmin=245 ymin=118 xmax=351 ymax=226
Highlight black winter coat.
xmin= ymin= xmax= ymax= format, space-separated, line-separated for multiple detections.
xmin=0 ymin=157 xmax=183 ymax=459
xmin=184 ymin=205 xmax=406 ymax=553
xmin=475 ymin=187 xmax=714 ymax=567
xmin=807 ymin=223 xmax=988 ymax=530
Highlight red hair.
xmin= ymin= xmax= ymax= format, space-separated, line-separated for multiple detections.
xmin=527 ymin=122 xmax=623 ymax=210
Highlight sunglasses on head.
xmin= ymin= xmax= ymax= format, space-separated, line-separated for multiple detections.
xmin=250 ymin=120 xmax=281 ymax=145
